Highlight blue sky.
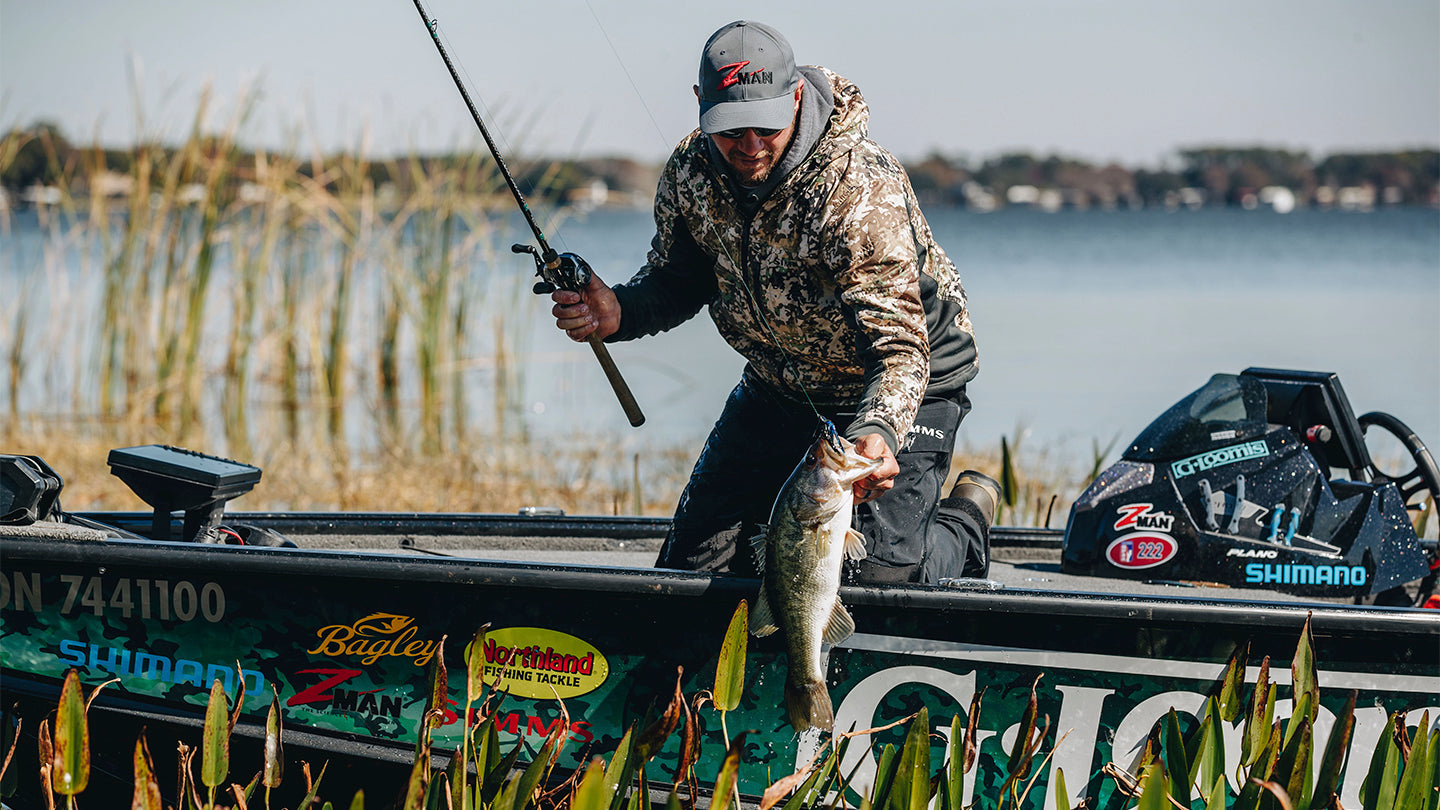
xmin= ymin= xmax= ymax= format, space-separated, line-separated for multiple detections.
xmin=3 ymin=0 xmax=1437 ymax=165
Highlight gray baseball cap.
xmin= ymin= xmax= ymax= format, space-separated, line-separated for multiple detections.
xmin=697 ymin=21 xmax=800 ymax=135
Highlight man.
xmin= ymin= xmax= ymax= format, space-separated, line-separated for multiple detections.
xmin=552 ymin=20 xmax=999 ymax=584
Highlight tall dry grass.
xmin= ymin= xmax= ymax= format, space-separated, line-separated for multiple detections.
xmin=4 ymin=106 xmax=1433 ymax=544
xmin=0 ymin=93 xmax=1204 ymax=528
xmin=0 ymin=107 xmax=1191 ymax=529
xmin=0 ymin=88 xmax=710 ymax=516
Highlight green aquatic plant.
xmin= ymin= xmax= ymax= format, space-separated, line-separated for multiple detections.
xmin=1088 ymin=434 xmax=1121 ymax=485
xmin=992 ymin=428 xmax=1083 ymax=528
xmin=1000 ymin=434 xmax=1018 ymax=524
xmin=711 ymin=599 xmax=749 ymax=746
xmin=9 ymin=605 xmax=1436 ymax=809
xmin=1101 ymin=613 xmax=1439 ymax=810
xmin=52 ymin=668 xmax=92 ymax=802
xmin=132 ymin=731 xmax=164 ymax=810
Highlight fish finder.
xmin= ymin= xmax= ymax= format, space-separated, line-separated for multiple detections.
xmin=107 ymin=445 xmax=261 ymax=543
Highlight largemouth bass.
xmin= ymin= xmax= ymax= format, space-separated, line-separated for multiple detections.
xmin=750 ymin=420 xmax=883 ymax=731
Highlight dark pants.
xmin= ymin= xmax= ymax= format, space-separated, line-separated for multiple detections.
xmin=655 ymin=372 xmax=988 ymax=584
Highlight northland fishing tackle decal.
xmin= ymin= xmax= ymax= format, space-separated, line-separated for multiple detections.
xmin=470 ymin=627 xmax=609 ymax=699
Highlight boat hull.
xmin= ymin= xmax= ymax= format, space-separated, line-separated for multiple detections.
xmin=2 ymin=519 xmax=1436 ymax=808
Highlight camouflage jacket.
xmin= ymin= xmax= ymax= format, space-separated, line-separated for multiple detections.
xmin=608 ymin=68 xmax=978 ymax=451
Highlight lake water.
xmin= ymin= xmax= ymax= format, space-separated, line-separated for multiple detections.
xmin=526 ymin=206 xmax=1440 ymax=467
xmin=3 ymin=205 xmax=1437 ymax=472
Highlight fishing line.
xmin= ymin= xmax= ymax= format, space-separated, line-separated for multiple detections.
xmin=582 ymin=2 xmax=827 ymax=425
xmin=413 ymin=0 xmax=645 ymax=426
xmin=429 ymin=14 xmax=573 ymax=252
xmin=584 ymin=2 xmax=672 ymax=154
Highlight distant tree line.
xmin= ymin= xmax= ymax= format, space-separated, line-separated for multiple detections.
xmin=3 ymin=121 xmax=1436 ymax=210
xmin=0 ymin=121 xmax=661 ymax=207
xmin=907 ymin=147 xmax=1439 ymax=209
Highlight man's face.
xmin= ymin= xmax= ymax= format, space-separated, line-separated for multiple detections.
xmin=710 ymin=125 xmax=795 ymax=186
xmin=702 ymin=86 xmax=802 ymax=186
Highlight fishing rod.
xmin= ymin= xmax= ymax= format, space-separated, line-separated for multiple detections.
xmin=411 ymin=0 xmax=645 ymax=427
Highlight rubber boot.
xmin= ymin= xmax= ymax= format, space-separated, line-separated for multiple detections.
xmin=948 ymin=470 xmax=1001 ymax=527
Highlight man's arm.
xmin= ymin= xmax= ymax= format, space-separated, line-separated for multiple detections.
xmin=551 ymin=145 xmax=718 ymax=344
xmin=827 ymin=150 xmax=932 ymax=459
xmin=606 ymin=216 xmax=718 ymax=341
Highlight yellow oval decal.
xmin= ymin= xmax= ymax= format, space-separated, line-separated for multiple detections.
xmin=468 ymin=627 xmax=609 ymax=700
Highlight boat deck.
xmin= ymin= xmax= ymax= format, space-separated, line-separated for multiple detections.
xmin=74 ymin=510 xmax=1357 ymax=607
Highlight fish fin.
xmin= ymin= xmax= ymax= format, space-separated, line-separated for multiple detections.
xmin=750 ymin=587 xmax=779 ymax=637
xmin=843 ymin=527 xmax=867 ymax=561
xmin=785 ymin=679 xmax=834 ymax=732
xmin=750 ymin=530 xmax=768 ymax=576
xmin=822 ymin=599 xmax=856 ymax=645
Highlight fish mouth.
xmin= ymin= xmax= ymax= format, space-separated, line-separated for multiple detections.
xmin=817 ymin=421 xmax=849 ymax=466
xmin=814 ymin=420 xmax=881 ymax=475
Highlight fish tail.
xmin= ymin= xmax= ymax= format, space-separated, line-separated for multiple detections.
xmin=785 ymin=679 xmax=834 ymax=732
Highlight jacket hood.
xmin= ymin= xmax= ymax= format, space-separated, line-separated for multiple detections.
xmin=810 ymin=67 xmax=869 ymax=160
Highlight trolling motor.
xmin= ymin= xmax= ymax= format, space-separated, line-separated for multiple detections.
xmin=1062 ymin=368 xmax=1439 ymax=607
xmin=0 ymin=455 xmax=64 ymax=525
xmin=411 ymin=0 xmax=644 ymax=427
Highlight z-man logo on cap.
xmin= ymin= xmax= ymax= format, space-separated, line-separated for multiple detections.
xmin=716 ymin=61 xmax=772 ymax=89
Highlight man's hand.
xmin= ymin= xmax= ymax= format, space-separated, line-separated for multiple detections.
xmin=551 ymin=272 xmax=621 ymax=342
xmin=852 ymin=433 xmax=899 ymax=504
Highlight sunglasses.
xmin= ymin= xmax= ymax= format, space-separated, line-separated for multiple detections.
xmin=713 ymin=126 xmax=784 ymax=140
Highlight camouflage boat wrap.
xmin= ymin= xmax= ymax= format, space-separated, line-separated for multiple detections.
xmin=2 ymin=534 xmax=1436 ymax=808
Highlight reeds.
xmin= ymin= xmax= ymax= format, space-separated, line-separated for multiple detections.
xmin=1 ymin=89 xmax=683 ymax=513
xmin=950 ymin=427 xmax=1102 ymax=530
xmin=0 ymin=86 xmax=1136 ymax=521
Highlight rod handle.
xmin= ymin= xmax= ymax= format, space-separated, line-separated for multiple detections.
xmin=586 ymin=335 xmax=645 ymax=427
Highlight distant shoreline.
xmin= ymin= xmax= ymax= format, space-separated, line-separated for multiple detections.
xmin=3 ymin=123 xmax=1437 ymax=212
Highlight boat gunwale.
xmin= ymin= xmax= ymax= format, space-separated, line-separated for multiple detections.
xmin=4 ymin=531 xmax=1435 ymax=639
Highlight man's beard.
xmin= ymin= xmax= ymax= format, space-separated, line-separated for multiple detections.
xmin=732 ymin=151 xmax=780 ymax=186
